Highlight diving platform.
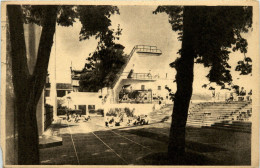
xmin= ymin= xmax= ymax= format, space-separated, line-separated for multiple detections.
xmin=133 ymin=45 xmax=162 ymax=56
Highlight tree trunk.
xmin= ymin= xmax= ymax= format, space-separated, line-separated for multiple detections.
xmin=7 ymin=5 xmax=57 ymax=164
xmin=168 ymin=6 xmax=196 ymax=162
xmin=17 ymin=99 xmax=39 ymax=164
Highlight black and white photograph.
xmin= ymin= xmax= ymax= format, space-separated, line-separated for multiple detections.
xmin=1 ymin=1 xmax=259 ymax=167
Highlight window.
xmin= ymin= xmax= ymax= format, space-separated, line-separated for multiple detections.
xmin=78 ymin=105 xmax=86 ymax=115
xmin=141 ymin=85 xmax=145 ymax=90
xmin=57 ymin=90 xmax=66 ymax=97
xmin=88 ymin=105 xmax=96 ymax=113
xmin=88 ymin=105 xmax=95 ymax=109
xmin=158 ymin=86 xmax=161 ymax=90
xmin=45 ymin=90 xmax=50 ymax=97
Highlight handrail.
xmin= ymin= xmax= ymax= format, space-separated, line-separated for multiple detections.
xmin=111 ymin=46 xmax=137 ymax=88
xmin=135 ymin=45 xmax=162 ymax=54
xmin=121 ymin=72 xmax=174 ymax=80
xmin=130 ymin=73 xmax=153 ymax=79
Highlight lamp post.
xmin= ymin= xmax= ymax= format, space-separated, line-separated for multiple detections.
xmin=50 ymin=32 xmax=57 ymax=120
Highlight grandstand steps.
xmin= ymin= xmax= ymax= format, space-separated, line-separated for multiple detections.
xmin=186 ymin=101 xmax=252 ymax=130
xmin=203 ymin=121 xmax=251 ymax=133
xmin=149 ymin=101 xmax=252 ymax=133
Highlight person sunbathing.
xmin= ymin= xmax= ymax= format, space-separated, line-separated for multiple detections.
xmin=84 ymin=116 xmax=91 ymax=121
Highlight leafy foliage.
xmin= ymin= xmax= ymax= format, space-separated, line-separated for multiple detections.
xmin=79 ymin=46 xmax=126 ymax=91
xmin=235 ymin=57 xmax=252 ymax=75
xmin=21 ymin=5 xmax=122 ymax=92
xmin=165 ymin=85 xmax=175 ymax=101
xmin=78 ymin=6 xmax=119 ymax=41
xmin=232 ymin=85 xmax=240 ymax=95
xmin=154 ymin=6 xmax=253 ymax=88
xmin=56 ymin=6 xmax=78 ymax=27
xmin=22 ymin=5 xmax=119 ymax=41
xmin=79 ymin=25 xmax=126 ymax=92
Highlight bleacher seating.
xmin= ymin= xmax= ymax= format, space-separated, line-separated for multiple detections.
xmin=149 ymin=104 xmax=173 ymax=123
xmin=187 ymin=101 xmax=252 ymax=129
xmin=148 ymin=101 xmax=252 ymax=133
xmin=209 ymin=121 xmax=251 ymax=133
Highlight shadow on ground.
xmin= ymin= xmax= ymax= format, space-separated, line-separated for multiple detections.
xmin=118 ymin=126 xmax=250 ymax=165
xmin=122 ymin=128 xmax=227 ymax=153
xmin=41 ymin=121 xmax=251 ymax=165
xmin=136 ymin=151 xmax=225 ymax=165
xmin=51 ymin=123 xmax=77 ymax=129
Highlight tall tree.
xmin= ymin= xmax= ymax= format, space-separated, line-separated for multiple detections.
xmin=79 ymin=45 xmax=127 ymax=92
xmin=7 ymin=5 xmax=119 ymax=164
xmin=153 ymin=6 xmax=252 ymax=161
xmin=79 ymin=25 xmax=127 ymax=92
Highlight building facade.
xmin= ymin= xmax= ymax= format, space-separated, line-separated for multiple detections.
xmin=101 ymin=45 xmax=175 ymax=105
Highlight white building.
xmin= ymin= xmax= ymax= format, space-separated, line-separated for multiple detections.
xmin=61 ymin=92 xmax=103 ymax=116
xmin=65 ymin=45 xmax=175 ymax=116
xmin=102 ymin=45 xmax=175 ymax=105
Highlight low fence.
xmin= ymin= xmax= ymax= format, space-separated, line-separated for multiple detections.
xmin=44 ymin=104 xmax=53 ymax=130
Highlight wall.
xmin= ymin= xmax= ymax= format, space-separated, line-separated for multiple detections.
xmin=62 ymin=92 xmax=103 ymax=115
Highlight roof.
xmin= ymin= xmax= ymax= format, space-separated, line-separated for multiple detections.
xmin=56 ymin=83 xmax=72 ymax=90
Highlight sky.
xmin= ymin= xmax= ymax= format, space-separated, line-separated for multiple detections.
xmin=48 ymin=5 xmax=254 ymax=93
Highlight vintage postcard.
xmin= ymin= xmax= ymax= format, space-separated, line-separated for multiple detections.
xmin=1 ymin=1 xmax=259 ymax=167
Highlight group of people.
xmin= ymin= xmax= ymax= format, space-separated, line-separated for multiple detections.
xmin=66 ymin=109 xmax=91 ymax=123
xmin=226 ymin=88 xmax=252 ymax=102
xmin=132 ymin=115 xmax=149 ymax=125
xmin=105 ymin=115 xmax=149 ymax=127
xmin=105 ymin=115 xmax=124 ymax=127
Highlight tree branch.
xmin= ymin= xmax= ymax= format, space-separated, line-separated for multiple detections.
xmin=31 ymin=6 xmax=58 ymax=103
xmin=7 ymin=5 xmax=30 ymax=97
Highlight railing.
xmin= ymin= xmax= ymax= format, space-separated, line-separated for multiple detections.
xmin=135 ymin=45 xmax=162 ymax=55
xmin=121 ymin=72 xmax=162 ymax=80
xmin=111 ymin=46 xmax=137 ymax=88
xmin=131 ymin=73 xmax=153 ymax=80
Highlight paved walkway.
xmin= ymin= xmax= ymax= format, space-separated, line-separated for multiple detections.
xmin=40 ymin=116 xmax=251 ymax=165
